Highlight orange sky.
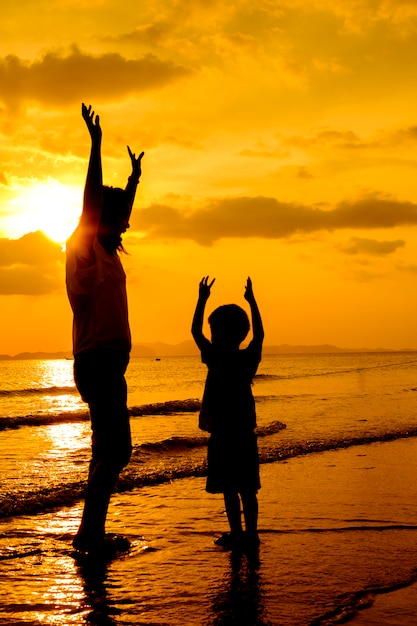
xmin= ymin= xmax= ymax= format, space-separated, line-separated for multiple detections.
xmin=1 ymin=0 xmax=417 ymax=354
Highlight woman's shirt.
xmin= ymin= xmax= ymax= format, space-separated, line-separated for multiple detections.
xmin=66 ymin=227 xmax=131 ymax=356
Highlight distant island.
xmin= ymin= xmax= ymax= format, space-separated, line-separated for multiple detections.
xmin=0 ymin=341 xmax=415 ymax=360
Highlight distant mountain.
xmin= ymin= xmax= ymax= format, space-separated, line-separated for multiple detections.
xmin=131 ymin=341 xmax=199 ymax=357
xmin=0 ymin=342 xmax=415 ymax=360
xmin=0 ymin=351 xmax=73 ymax=361
xmin=131 ymin=341 xmax=416 ymax=357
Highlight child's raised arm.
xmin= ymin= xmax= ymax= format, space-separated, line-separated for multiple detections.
xmin=244 ymin=277 xmax=264 ymax=347
xmin=191 ymin=276 xmax=215 ymax=350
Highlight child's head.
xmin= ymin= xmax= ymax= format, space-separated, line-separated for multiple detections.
xmin=208 ymin=304 xmax=250 ymax=347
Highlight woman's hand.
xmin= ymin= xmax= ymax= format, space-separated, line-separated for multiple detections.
xmin=82 ymin=103 xmax=102 ymax=144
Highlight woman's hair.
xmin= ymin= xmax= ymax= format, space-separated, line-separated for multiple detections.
xmin=98 ymin=186 xmax=130 ymax=254
xmin=208 ymin=304 xmax=250 ymax=346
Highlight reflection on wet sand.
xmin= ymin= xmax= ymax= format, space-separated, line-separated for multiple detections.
xmin=75 ymin=557 xmax=117 ymax=626
xmin=208 ymin=547 xmax=272 ymax=626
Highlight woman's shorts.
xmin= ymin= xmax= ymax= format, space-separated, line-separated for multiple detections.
xmin=74 ymin=349 xmax=132 ymax=468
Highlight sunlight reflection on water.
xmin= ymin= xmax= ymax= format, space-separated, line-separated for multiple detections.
xmin=45 ymin=422 xmax=88 ymax=455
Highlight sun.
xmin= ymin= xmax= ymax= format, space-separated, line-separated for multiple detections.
xmin=4 ymin=179 xmax=82 ymax=244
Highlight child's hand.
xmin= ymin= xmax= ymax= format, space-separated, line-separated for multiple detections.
xmin=244 ymin=276 xmax=254 ymax=303
xmin=199 ymin=276 xmax=215 ymax=300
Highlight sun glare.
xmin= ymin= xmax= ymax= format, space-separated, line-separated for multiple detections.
xmin=5 ymin=180 xmax=82 ymax=243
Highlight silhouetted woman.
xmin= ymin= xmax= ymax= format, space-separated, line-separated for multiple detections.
xmin=66 ymin=103 xmax=144 ymax=557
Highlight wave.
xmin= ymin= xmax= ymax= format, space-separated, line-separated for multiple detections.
xmin=258 ymin=428 xmax=417 ymax=465
xmin=1 ymin=426 xmax=417 ymax=520
xmin=312 ymin=569 xmax=417 ymax=625
xmin=0 ymin=385 xmax=76 ymax=398
xmin=0 ymin=397 xmax=286 ymax=431
xmin=0 ymin=398 xmax=203 ymax=431
xmin=135 ymin=421 xmax=287 ymax=455
xmin=129 ymin=398 xmax=201 ymax=416
xmin=255 ymin=358 xmax=417 ymax=382
xmin=0 ymin=410 xmax=90 ymax=431
xmin=266 ymin=523 xmax=417 ymax=535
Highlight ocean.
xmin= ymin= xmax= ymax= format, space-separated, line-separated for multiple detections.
xmin=1 ymin=352 xmax=417 ymax=625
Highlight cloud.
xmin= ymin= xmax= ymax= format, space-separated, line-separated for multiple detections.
xmin=391 ymin=126 xmax=417 ymax=145
xmin=296 ymin=166 xmax=313 ymax=179
xmin=285 ymin=129 xmax=364 ymax=150
xmin=0 ymin=47 xmax=192 ymax=108
xmin=277 ymin=125 xmax=417 ymax=158
xmin=0 ymin=231 xmax=63 ymax=295
xmin=343 ymin=237 xmax=405 ymax=256
xmin=110 ymin=23 xmax=175 ymax=46
xmin=272 ymin=0 xmax=417 ymax=26
xmin=332 ymin=196 xmax=417 ymax=228
xmin=0 ymin=231 xmax=63 ymax=266
xmin=132 ymin=193 xmax=417 ymax=245
xmin=397 ymin=263 xmax=417 ymax=274
xmin=239 ymin=147 xmax=289 ymax=159
xmin=0 ymin=266 xmax=62 ymax=295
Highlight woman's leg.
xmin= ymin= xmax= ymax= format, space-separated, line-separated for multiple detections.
xmin=73 ymin=351 xmax=131 ymax=551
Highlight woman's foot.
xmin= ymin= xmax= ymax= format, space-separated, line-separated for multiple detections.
xmin=73 ymin=533 xmax=130 ymax=559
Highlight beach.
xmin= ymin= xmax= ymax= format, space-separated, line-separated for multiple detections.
xmin=348 ymin=585 xmax=417 ymax=625
xmin=2 ymin=436 xmax=417 ymax=624
xmin=2 ymin=353 xmax=417 ymax=624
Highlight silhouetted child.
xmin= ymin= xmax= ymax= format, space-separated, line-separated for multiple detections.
xmin=192 ymin=276 xmax=264 ymax=549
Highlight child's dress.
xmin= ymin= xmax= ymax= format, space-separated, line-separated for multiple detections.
xmin=198 ymin=340 xmax=262 ymax=494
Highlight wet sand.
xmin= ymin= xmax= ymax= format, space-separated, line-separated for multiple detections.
xmin=348 ymin=584 xmax=417 ymax=626
xmin=2 ymin=437 xmax=417 ymax=625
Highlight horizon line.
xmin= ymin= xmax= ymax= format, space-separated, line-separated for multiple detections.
xmin=1 ymin=341 xmax=416 ymax=360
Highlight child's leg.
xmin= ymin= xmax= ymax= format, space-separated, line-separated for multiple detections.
xmin=223 ymin=490 xmax=243 ymax=536
xmin=240 ymin=490 xmax=259 ymax=540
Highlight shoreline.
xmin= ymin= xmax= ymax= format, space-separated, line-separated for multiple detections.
xmin=2 ymin=438 xmax=417 ymax=624
xmin=348 ymin=582 xmax=417 ymax=625
xmin=3 ymin=422 xmax=417 ymax=521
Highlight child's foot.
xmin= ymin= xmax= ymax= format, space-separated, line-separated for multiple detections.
xmin=214 ymin=531 xmax=244 ymax=549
